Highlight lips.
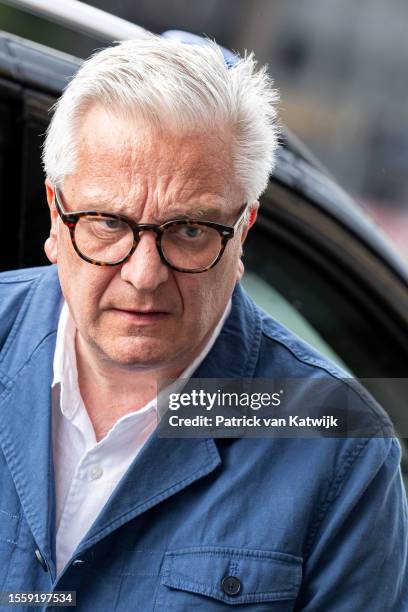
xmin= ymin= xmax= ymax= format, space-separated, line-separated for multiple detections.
xmin=113 ymin=308 xmax=169 ymax=315
xmin=110 ymin=307 xmax=171 ymax=323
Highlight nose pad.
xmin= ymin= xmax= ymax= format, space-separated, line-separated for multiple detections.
xmin=131 ymin=230 xmax=162 ymax=262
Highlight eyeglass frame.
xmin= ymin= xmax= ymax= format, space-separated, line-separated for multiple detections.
xmin=53 ymin=186 xmax=249 ymax=273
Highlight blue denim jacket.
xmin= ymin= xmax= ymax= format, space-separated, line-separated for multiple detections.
xmin=0 ymin=265 xmax=406 ymax=611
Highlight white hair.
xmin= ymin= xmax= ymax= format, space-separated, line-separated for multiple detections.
xmin=43 ymin=34 xmax=279 ymax=204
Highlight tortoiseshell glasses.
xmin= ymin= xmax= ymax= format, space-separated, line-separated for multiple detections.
xmin=54 ymin=187 xmax=248 ymax=273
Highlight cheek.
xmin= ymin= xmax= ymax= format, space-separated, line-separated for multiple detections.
xmin=208 ymin=245 xmax=241 ymax=309
xmin=212 ymin=241 xmax=241 ymax=290
xmin=177 ymin=246 xmax=239 ymax=326
xmin=56 ymin=234 xmax=115 ymax=326
xmin=56 ymin=225 xmax=79 ymax=280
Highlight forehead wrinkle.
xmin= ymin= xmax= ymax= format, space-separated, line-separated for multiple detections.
xmin=152 ymin=140 xmax=233 ymax=204
xmin=72 ymin=113 xmax=239 ymax=220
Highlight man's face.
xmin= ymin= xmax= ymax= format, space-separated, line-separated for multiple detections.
xmin=45 ymin=105 xmax=250 ymax=373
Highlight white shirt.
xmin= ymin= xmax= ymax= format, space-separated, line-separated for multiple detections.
xmin=51 ymin=299 xmax=231 ymax=575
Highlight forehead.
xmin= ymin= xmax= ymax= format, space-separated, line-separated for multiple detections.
xmin=65 ymin=105 xmax=240 ymax=218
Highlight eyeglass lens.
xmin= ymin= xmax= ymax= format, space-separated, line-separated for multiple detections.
xmin=74 ymin=216 xmax=223 ymax=270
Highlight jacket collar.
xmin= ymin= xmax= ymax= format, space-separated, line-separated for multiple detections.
xmin=194 ymin=283 xmax=262 ymax=380
xmin=0 ymin=266 xmax=263 ymax=577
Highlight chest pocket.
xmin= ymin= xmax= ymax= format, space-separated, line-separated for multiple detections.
xmin=155 ymin=546 xmax=302 ymax=611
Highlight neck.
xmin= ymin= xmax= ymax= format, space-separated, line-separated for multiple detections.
xmin=75 ymin=332 xmax=207 ymax=441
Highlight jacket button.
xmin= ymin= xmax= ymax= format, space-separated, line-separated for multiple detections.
xmin=34 ymin=548 xmax=48 ymax=572
xmin=221 ymin=575 xmax=241 ymax=596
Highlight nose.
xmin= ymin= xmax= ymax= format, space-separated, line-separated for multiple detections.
xmin=120 ymin=231 xmax=170 ymax=291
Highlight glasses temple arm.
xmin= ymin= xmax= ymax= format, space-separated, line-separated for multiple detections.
xmin=233 ymin=203 xmax=250 ymax=231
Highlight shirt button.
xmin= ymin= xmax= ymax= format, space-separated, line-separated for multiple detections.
xmin=35 ymin=548 xmax=48 ymax=572
xmin=221 ymin=575 xmax=241 ymax=596
xmin=89 ymin=464 xmax=103 ymax=480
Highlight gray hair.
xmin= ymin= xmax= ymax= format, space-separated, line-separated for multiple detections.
xmin=43 ymin=34 xmax=279 ymax=203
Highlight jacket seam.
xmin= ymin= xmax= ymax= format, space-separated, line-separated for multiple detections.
xmin=245 ymin=299 xmax=263 ymax=377
xmin=0 ymin=275 xmax=42 ymax=284
xmin=260 ymin=328 xmax=391 ymax=429
xmin=0 ymin=371 xmax=11 ymax=386
xmin=162 ymin=578 xmax=298 ymax=601
xmin=260 ymin=328 xmax=345 ymax=380
xmin=165 ymin=548 xmax=301 ymax=563
xmin=303 ymin=435 xmax=387 ymax=558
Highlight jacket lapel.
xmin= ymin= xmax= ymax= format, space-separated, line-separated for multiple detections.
xmin=77 ymin=434 xmax=221 ymax=554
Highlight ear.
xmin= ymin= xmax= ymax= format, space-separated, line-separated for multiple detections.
xmin=236 ymin=201 xmax=258 ymax=282
xmin=44 ymin=178 xmax=58 ymax=263
xmin=240 ymin=201 xmax=259 ymax=244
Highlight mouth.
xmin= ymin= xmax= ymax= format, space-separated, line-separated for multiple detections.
xmin=111 ymin=308 xmax=171 ymax=323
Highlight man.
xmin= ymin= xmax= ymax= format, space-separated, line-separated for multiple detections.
xmin=0 ymin=35 xmax=406 ymax=611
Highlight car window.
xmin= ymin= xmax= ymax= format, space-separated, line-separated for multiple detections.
xmin=0 ymin=83 xmax=51 ymax=270
xmin=0 ymin=2 xmax=101 ymax=57
xmin=248 ymin=175 xmax=408 ymax=374
xmin=242 ymin=270 xmax=350 ymax=372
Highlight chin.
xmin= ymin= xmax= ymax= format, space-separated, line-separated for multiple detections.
xmin=98 ymin=337 xmax=178 ymax=370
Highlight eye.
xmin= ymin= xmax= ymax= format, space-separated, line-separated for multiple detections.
xmin=98 ymin=218 xmax=122 ymax=231
xmin=79 ymin=216 xmax=129 ymax=239
xmin=177 ymin=225 xmax=204 ymax=239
